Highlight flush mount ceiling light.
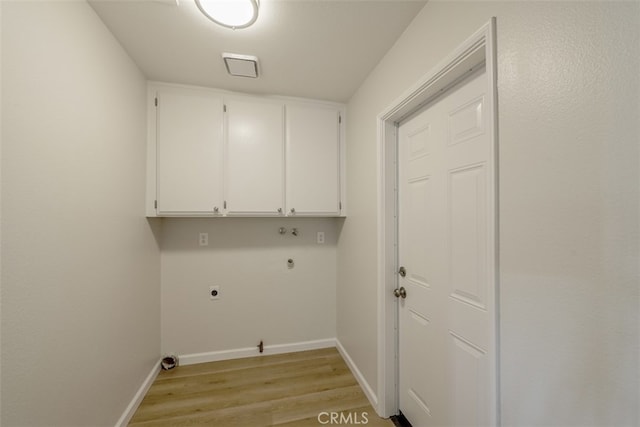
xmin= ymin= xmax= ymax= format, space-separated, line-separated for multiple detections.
xmin=222 ymin=52 xmax=259 ymax=78
xmin=195 ymin=0 xmax=259 ymax=30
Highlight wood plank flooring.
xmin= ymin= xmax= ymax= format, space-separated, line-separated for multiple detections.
xmin=129 ymin=347 xmax=393 ymax=426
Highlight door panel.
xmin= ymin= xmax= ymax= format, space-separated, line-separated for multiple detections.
xmin=156 ymin=90 xmax=223 ymax=215
xmin=449 ymin=164 xmax=487 ymax=310
xmin=405 ymin=176 xmax=432 ymax=289
xmin=225 ymin=98 xmax=284 ymax=215
xmin=286 ymin=105 xmax=341 ymax=215
xmin=398 ymin=67 xmax=494 ymax=427
xmin=448 ymin=95 xmax=485 ymax=146
xmin=450 ymin=332 xmax=489 ymax=426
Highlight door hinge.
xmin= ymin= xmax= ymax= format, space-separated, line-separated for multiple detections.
xmin=224 ymin=200 xmax=227 ymax=209
xmin=338 ymin=114 xmax=342 ymax=124
xmin=154 ymin=200 xmax=157 ymax=209
xmin=339 ymin=201 xmax=342 ymax=210
xmin=223 ymin=104 xmax=227 ymax=113
xmin=154 ymin=97 xmax=158 ymax=107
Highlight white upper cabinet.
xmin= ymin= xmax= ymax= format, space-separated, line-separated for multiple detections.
xmin=147 ymin=83 xmax=344 ymax=217
xmin=155 ymin=88 xmax=224 ymax=216
xmin=225 ymin=98 xmax=285 ymax=215
xmin=286 ymin=104 xmax=341 ymax=216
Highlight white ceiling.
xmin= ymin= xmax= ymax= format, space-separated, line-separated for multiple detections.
xmin=89 ymin=0 xmax=426 ymax=102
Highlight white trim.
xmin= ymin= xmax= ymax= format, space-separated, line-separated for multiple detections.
xmin=376 ymin=18 xmax=500 ymax=423
xmin=115 ymin=359 xmax=161 ymax=427
xmin=336 ymin=339 xmax=378 ymax=409
xmin=145 ymin=85 xmax=157 ymax=217
xmin=178 ymin=338 xmax=336 ymax=366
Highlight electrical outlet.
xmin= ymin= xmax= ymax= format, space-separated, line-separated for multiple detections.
xmin=209 ymin=285 xmax=220 ymax=300
xmin=317 ymin=231 xmax=325 ymax=244
xmin=199 ymin=233 xmax=209 ymax=246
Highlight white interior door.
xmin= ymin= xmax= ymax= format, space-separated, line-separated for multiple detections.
xmin=397 ymin=67 xmax=495 ymax=426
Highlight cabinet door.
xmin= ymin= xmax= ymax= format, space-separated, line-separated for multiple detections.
xmin=225 ymin=98 xmax=284 ymax=215
xmin=286 ymin=105 xmax=341 ymax=216
xmin=156 ymin=90 xmax=223 ymax=215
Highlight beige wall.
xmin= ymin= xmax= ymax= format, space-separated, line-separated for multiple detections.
xmin=338 ymin=1 xmax=639 ymax=425
xmin=160 ymin=217 xmax=337 ymax=356
xmin=1 ymin=1 xmax=161 ymax=426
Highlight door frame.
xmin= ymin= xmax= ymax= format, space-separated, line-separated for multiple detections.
xmin=375 ymin=18 xmax=499 ymax=423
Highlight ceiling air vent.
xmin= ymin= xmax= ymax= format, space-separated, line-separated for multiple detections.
xmin=222 ymin=53 xmax=259 ymax=78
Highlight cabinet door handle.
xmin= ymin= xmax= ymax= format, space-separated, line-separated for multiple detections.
xmin=290 ymin=208 xmax=295 ymax=214
xmin=277 ymin=208 xmax=282 ymax=213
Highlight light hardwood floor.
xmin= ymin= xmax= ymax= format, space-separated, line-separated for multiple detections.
xmin=129 ymin=347 xmax=393 ymax=426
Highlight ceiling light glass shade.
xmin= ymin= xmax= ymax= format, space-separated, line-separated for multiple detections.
xmin=195 ymin=0 xmax=259 ymax=30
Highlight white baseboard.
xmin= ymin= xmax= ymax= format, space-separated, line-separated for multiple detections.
xmin=336 ymin=338 xmax=378 ymax=409
xmin=178 ymin=338 xmax=337 ymax=366
xmin=115 ymin=359 xmax=161 ymax=427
